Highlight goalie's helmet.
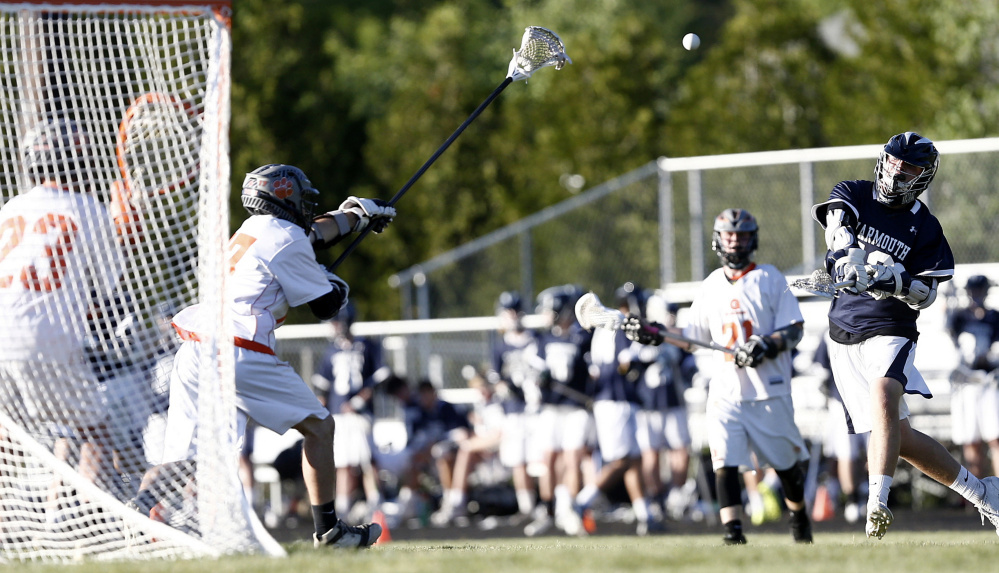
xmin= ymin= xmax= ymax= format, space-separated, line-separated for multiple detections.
xmin=241 ymin=164 xmax=319 ymax=229
xmin=874 ymin=132 xmax=939 ymax=207
xmin=536 ymin=284 xmax=583 ymax=324
xmin=22 ymin=119 xmax=93 ymax=189
xmin=614 ymin=281 xmax=648 ymax=318
xmin=711 ymin=208 xmax=759 ymax=270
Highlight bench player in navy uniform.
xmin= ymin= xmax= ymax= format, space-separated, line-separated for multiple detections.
xmin=811 ymin=132 xmax=999 ymax=539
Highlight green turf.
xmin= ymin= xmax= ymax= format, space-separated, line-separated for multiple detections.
xmin=9 ymin=531 xmax=999 ymax=573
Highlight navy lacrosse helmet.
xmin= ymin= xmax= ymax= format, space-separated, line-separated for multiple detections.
xmin=875 ymin=132 xmax=939 ymax=207
xmin=614 ymin=281 xmax=648 ymax=317
xmin=711 ymin=208 xmax=759 ymax=270
xmin=497 ymin=291 xmax=523 ymax=314
xmin=241 ymin=164 xmax=319 ymax=229
xmin=536 ymin=284 xmax=584 ymax=324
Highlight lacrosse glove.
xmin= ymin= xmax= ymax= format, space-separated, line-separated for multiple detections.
xmin=338 ymin=196 xmax=396 ymax=233
xmin=623 ymin=315 xmax=665 ymax=346
xmin=734 ymin=335 xmax=778 ymax=368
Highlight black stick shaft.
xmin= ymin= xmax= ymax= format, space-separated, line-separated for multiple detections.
xmin=330 ymin=76 xmax=515 ymax=271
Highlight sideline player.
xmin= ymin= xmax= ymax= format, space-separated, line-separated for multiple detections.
xmin=811 ymin=132 xmax=999 ymax=539
xmin=624 ymin=208 xmax=813 ymax=545
xmin=946 ymin=275 xmax=999 ymax=479
xmin=130 ymin=164 xmax=394 ymax=548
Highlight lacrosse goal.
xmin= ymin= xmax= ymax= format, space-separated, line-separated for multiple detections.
xmin=0 ymin=1 xmax=281 ymax=562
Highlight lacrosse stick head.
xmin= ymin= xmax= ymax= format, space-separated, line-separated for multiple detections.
xmin=789 ymin=269 xmax=842 ymax=298
xmin=507 ymin=26 xmax=571 ymax=82
xmin=575 ymin=292 xmax=626 ymax=331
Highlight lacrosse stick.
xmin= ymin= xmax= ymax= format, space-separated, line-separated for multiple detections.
xmin=575 ymin=292 xmax=735 ymax=355
xmin=788 ymin=269 xmax=855 ymax=299
xmin=330 ymin=26 xmax=571 ymax=270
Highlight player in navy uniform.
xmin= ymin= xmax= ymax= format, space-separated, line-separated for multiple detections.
xmin=945 ymin=275 xmax=999 ymax=480
xmin=812 ymin=132 xmax=999 ymax=539
xmin=524 ymin=285 xmax=595 ymax=537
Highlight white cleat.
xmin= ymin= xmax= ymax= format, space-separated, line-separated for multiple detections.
xmin=524 ymin=513 xmax=553 ymax=537
xmin=865 ymin=504 xmax=893 ymax=540
xmin=975 ymin=476 xmax=999 ymax=537
xmin=313 ymin=520 xmax=381 ymax=549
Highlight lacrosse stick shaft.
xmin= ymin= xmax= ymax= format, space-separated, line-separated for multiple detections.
xmin=653 ymin=326 xmax=735 ymax=355
xmin=548 ymin=382 xmax=594 ymax=410
xmin=329 ymin=77 xmax=514 ymax=271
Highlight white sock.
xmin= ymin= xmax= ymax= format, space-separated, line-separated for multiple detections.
xmin=747 ymin=491 xmax=764 ymax=517
xmin=632 ymin=498 xmax=650 ymax=523
xmin=335 ymin=495 xmax=351 ymax=517
xmin=449 ymin=489 xmax=466 ymax=511
xmin=950 ymin=466 xmax=986 ymax=505
xmin=516 ymin=489 xmax=536 ymax=515
xmin=868 ymin=474 xmax=893 ymax=510
xmin=575 ymin=485 xmax=600 ymax=510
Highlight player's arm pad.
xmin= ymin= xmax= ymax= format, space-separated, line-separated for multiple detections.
xmin=309 ymin=211 xmax=353 ymax=250
xmin=770 ymin=322 xmax=805 ymax=353
xmin=813 ymin=200 xmax=859 ymax=252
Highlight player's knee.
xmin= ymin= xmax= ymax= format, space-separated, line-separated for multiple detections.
xmin=295 ymin=414 xmax=335 ymax=440
xmin=776 ymin=463 xmax=806 ymax=504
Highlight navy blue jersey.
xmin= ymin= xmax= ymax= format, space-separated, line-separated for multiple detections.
xmin=405 ymin=398 xmax=471 ymax=451
xmin=489 ymin=329 xmax=538 ymax=414
xmin=631 ymin=343 xmax=692 ymax=410
xmin=947 ymin=305 xmax=999 ymax=371
xmin=314 ymin=335 xmax=383 ymax=416
xmin=532 ymin=322 xmax=593 ymax=407
xmin=590 ymin=328 xmax=639 ymax=403
xmin=813 ymin=180 xmax=954 ymax=343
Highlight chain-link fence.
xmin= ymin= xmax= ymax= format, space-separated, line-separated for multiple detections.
xmin=391 ymin=138 xmax=999 ymax=319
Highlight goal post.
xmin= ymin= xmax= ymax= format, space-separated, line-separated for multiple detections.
xmin=0 ymin=1 xmax=282 ymax=561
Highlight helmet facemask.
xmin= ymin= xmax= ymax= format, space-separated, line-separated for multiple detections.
xmin=874 ymin=132 xmax=939 ymax=207
xmin=710 ymin=208 xmax=759 ymax=270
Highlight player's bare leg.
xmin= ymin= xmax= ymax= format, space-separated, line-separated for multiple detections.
xmin=865 ymin=376 xmax=903 ymax=539
xmin=296 ymin=415 xmax=380 ymax=548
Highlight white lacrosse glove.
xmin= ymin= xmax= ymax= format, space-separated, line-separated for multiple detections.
xmin=832 ymin=248 xmax=870 ymax=293
xmin=338 ymin=196 xmax=396 ymax=233
xmin=866 ymin=261 xmax=905 ymax=301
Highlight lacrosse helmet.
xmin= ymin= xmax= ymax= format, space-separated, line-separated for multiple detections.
xmin=874 ymin=132 xmax=939 ymax=207
xmin=711 ymin=208 xmax=759 ymax=270
xmin=536 ymin=284 xmax=583 ymax=324
xmin=966 ymin=275 xmax=992 ymax=306
xmin=22 ymin=119 xmax=92 ymax=188
xmin=614 ymin=281 xmax=648 ymax=318
xmin=496 ymin=291 xmax=523 ymax=314
xmin=241 ymin=164 xmax=319 ymax=229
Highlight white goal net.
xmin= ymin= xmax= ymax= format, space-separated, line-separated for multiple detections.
xmin=0 ymin=1 xmax=281 ymax=562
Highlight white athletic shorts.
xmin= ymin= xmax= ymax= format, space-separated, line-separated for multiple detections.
xmin=499 ymin=412 xmax=532 ymax=467
xmin=161 ymin=341 xmax=329 ymax=463
xmin=534 ymin=404 xmax=594 ymax=454
xmin=950 ymin=381 xmax=999 ymax=445
xmin=822 ymin=399 xmax=868 ymax=460
xmin=706 ymin=394 xmax=809 ymax=472
xmin=827 ymin=336 xmax=929 ymax=434
xmin=332 ymin=412 xmax=374 ymax=468
xmin=636 ymin=407 xmax=692 ymax=452
xmin=593 ymin=400 xmax=640 ymax=463
xmin=0 ymin=355 xmax=107 ymax=430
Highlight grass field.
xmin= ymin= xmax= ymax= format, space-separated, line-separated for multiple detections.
xmin=10 ymin=530 xmax=999 ymax=573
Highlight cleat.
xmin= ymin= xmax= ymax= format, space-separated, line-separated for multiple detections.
xmin=582 ymin=508 xmax=597 ymax=534
xmin=636 ymin=518 xmax=666 ymax=536
xmin=789 ymin=510 xmax=813 ymax=543
xmin=723 ymin=531 xmax=747 ymax=545
xmin=975 ymin=476 xmax=999 ymax=537
xmin=314 ymin=519 xmax=381 ymax=549
xmin=524 ymin=513 xmax=553 ymax=537
xmin=556 ymin=507 xmax=587 ymax=537
xmin=865 ymin=504 xmax=893 ymax=540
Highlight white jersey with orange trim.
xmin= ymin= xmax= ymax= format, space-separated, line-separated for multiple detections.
xmin=172 ymin=215 xmax=332 ymax=353
xmin=0 ymin=183 xmax=124 ymax=361
xmin=682 ymin=263 xmax=803 ymax=402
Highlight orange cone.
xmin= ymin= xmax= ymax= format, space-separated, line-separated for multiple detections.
xmin=582 ymin=509 xmax=597 ymax=534
xmin=372 ymin=509 xmax=391 ymax=544
xmin=812 ymin=485 xmax=835 ymax=522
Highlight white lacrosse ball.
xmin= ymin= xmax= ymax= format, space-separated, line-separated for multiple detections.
xmin=682 ymin=33 xmax=700 ymax=51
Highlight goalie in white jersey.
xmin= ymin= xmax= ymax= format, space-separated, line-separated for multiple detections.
xmin=130 ymin=164 xmax=395 ymax=549
xmin=624 ymin=208 xmax=812 ymax=545
xmin=0 ymin=120 xmax=127 ymax=504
